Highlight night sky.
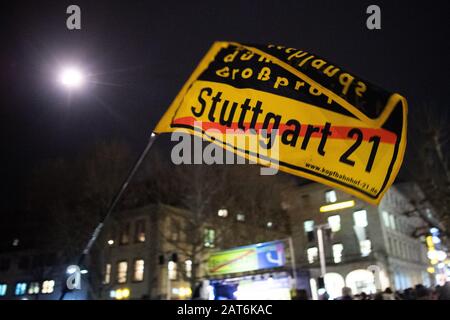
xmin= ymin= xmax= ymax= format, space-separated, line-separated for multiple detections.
xmin=1 ymin=0 xmax=449 ymax=212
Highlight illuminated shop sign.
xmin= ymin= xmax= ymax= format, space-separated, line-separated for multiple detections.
xmin=208 ymin=240 xmax=285 ymax=276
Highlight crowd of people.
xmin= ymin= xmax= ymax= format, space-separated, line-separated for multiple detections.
xmin=334 ymin=283 xmax=450 ymax=300
xmin=294 ymin=282 xmax=450 ymax=300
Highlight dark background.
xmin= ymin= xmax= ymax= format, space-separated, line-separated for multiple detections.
xmin=1 ymin=0 xmax=449 ymax=213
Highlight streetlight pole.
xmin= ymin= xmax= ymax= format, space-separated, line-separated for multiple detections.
xmin=287 ymin=237 xmax=298 ymax=290
xmin=316 ymin=223 xmax=329 ymax=277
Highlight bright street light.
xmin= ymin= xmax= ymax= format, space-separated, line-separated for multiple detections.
xmin=59 ymin=66 xmax=85 ymax=89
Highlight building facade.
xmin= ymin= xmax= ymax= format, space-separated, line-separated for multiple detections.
xmin=4 ymin=182 xmax=442 ymax=300
xmin=98 ymin=202 xmax=290 ymax=300
xmin=285 ymin=182 xmax=436 ymax=299
xmin=0 ymin=200 xmax=290 ymax=300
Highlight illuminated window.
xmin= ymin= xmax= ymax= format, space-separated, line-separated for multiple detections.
xmin=133 ymin=259 xmax=144 ymax=282
xmin=168 ymin=261 xmax=177 ymax=280
xmin=185 ymin=260 xmax=192 ymax=278
xmin=389 ymin=215 xmax=396 ymax=230
xmin=15 ymin=282 xmax=27 ymax=296
xmin=307 ymin=247 xmax=318 ymax=264
xmin=42 ymin=280 xmax=55 ymax=294
xmin=0 ymin=284 xmax=7 ymax=296
xmin=360 ymin=240 xmax=372 ymax=257
xmin=117 ymin=261 xmax=128 ymax=284
xmin=304 ymin=220 xmax=314 ymax=233
xmin=204 ymin=228 xmax=215 ymax=248
xmin=120 ymin=223 xmax=130 ymax=245
xmin=218 ymin=209 xmax=228 ymax=218
xmin=28 ymin=282 xmax=40 ymax=295
xmin=304 ymin=221 xmax=315 ymax=242
xmin=382 ymin=211 xmax=390 ymax=228
xmin=328 ymin=215 xmax=341 ymax=232
xmin=135 ymin=219 xmax=146 ymax=243
xmin=353 ymin=210 xmax=368 ymax=228
xmin=332 ymin=244 xmax=344 ymax=263
xmin=236 ymin=213 xmax=245 ymax=222
xmin=103 ymin=263 xmax=111 ymax=284
xmin=325 ymin=190 xmax=337 ymax=203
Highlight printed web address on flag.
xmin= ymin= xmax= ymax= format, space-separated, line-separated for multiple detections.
xmin=305 ymin=162 xmax=378 ymax=194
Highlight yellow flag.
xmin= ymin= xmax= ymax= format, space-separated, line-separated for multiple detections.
xmin=155 ymin=42 xmax=407 ymax=205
